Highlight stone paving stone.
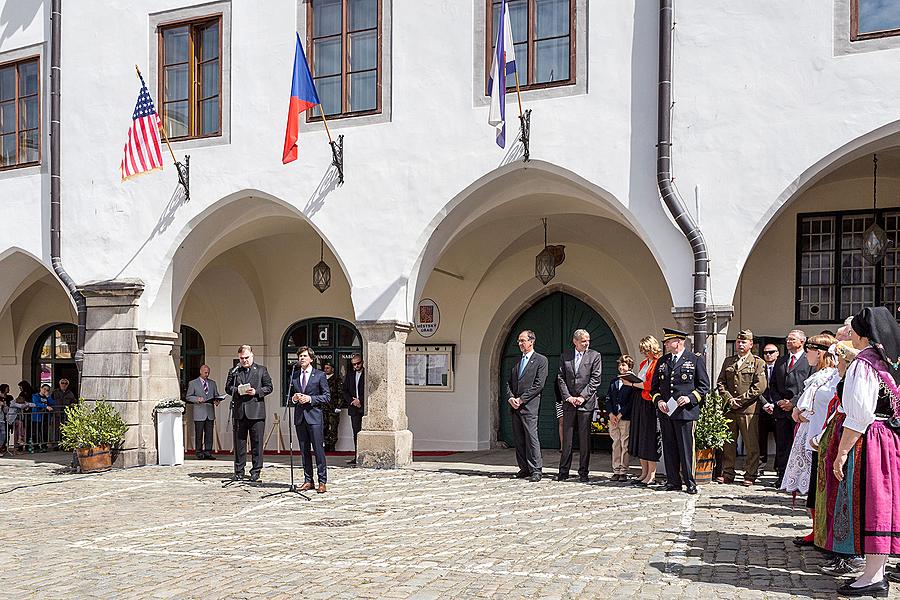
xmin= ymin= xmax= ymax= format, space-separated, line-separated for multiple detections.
xmin=0 ymin=453 xmax=894 ymax=598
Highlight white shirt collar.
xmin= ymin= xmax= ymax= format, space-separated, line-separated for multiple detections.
xmin=523 ymin=350 xmax=534 ymax=359
xmin=301 ymin=365 xmax=313 ymax=375
xmin=672 ymin=350 xmax=684 ymax=363
xmin=791 ymin=349 xmax=804 ymax=361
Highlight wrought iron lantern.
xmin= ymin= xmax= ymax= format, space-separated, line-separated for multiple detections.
xmin=534 ymin=218 xmax=565 ymax=285
xmin=313 ymin=240 xmax=331 ymax=293
xmin=862 ymin=154 xmax=891 ymax=265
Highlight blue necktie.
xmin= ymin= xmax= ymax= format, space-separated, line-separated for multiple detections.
xmin=519 ymin=355 xmax=528 ymax=377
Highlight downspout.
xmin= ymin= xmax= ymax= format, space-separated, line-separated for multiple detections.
xmin=657 ymin=0 xmax=709 ymax=354
xmin=50 ymin=0 xmax=86 ymax=372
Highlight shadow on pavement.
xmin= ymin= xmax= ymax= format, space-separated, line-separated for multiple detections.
xmin=650 ymin=530 xmax=842 ymax=599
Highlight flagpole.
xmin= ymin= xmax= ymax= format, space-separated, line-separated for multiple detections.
xmin=316 ymin=105 xmax=335 ymax=145
xmin=135 ymin=64 xmax=179 ymax=166
xmin=513 ymin=71 xmax=524 ymax=119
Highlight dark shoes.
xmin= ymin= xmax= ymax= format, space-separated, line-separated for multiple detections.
xmin=557 ymin=473 xmax=569 ymax=481
xmin=821 ymin=557 xmax=865 ymax=576
xmin=837 ymin=579 xmax=889 ymax=597
xmin=206 ymin=453 xmax=216 ymax=460
xmin=792 ymin=536 xmax=814 ymax=547
xmin=887 ymin=569 xmax=900 ymax=584
xmin=515 ymin=471 xmax=530 ymax=479
xmin=579 ymin=476 xmax=590 ymax=483
xmin=231 ymin=473 xmax=244 ymax=481
xmin=684 ymin=485 xmax=698 ymax=495
xmin=248 ymin=473 xmax=260 ymax=483
xmin=529 ymin=473 xmax=542 ymax=482
xmin=664 ymin=484 xmax=682 ymax=492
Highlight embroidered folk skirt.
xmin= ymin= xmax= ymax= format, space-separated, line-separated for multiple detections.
xmin=815 ymin=413 xmax=900 ymax=555
xmin=628 ymin=398 xmax=660 ymax=462
xmin=781 ymin=422 xmax=811 ymax=495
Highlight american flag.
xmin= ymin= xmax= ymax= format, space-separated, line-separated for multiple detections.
xmin=120 ymin=76 xmax=164 ymax=181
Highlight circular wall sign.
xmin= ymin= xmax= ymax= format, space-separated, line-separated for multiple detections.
xmin=415 ymin=298 xmax=440 ymax=338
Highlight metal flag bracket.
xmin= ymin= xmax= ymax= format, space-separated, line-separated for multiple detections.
xmin=175 ymin=155 xmax=190 ymax=201
xmin=518 ymin=109 xmax=532 ymax=162
xmin=330 ymin=134 xmax=344 ymax=185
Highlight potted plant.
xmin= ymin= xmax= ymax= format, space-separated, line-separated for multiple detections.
xmin=60 ymin=400 xmax=128 ymax=473
xmin=694 ymin=390 xmax=733 ymax=484
xmin=154 ymin=398 xmax=185 ymax=466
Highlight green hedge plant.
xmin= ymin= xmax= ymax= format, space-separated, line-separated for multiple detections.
xmin=695 ymin=390 xmax=733 ymax=451
xmin=60 ymin=400 xmax=128 ymax=450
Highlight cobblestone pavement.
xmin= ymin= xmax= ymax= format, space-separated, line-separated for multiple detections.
xmin=0 ymin=450 xmax=893 ymax=599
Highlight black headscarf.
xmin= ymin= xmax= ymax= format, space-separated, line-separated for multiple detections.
xmin=851 ymin=306 xmax=900 ymax=384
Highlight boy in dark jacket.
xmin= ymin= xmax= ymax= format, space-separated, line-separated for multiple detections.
xmin=606 ymin=355 xmax=639 ymax=481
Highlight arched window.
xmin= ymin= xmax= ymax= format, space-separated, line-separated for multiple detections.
xmin=31 ymin=324 xmax=78 ymax=395
xmin=281 ymin=318 xmax=362 ymax=405
xmin=179 ymin=325 xmax=205 ymax=397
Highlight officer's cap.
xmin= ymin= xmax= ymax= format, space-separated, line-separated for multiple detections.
xmin=662 ymin=327 xmax=688 ymax=341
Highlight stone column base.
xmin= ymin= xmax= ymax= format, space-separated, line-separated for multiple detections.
xmin=357 ymin=429 xmax=413 ymax=469
xmin=114 ymin=448 xmax=158 ymax=469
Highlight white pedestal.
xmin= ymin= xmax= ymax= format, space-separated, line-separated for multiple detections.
xmin=157 ymin=409 xmax=184 ymax=466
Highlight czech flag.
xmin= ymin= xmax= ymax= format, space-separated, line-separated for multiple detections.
xmin=282 ymin=33 xmax=320 ymax=164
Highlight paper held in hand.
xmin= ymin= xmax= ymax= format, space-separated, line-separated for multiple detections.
xmin=237 ymin=383 xmax=252 ymax=395
xmin=618 ymin=371 xmax=643 ymax=384
xmin=666 ymin=397 xmax=679 ymax=414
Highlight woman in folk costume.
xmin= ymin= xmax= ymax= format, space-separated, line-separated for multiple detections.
xmin=814 ymin=306 xmax=900 ymax=597
xmin=780 ymin=334 xmax=837 ymax=534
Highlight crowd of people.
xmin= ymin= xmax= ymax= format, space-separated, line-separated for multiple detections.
xmin=506 ymin=306 xmax=900 ymax=597
xmin=0 ymin=378 xmax=75 ymax=456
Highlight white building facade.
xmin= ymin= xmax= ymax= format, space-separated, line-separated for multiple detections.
xmin=1 ymin=0 xmax=899 ymax=466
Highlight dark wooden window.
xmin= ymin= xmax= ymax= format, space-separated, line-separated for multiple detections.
xmin=0 ymin=56 xmax=39 ymax=169
xmin=307 ymin=0 xmax=381 ymax=119
xmin=158 ymin=16 xmax=222 ymax=139
xmin=796 ymin=209 xmax=900 ymax=324
xmin=851 ymin=0 xmax=900 ymax=41
xmin=486 ymin=0 xmax=575 ymax=93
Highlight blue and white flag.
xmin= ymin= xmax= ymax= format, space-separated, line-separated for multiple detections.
xmin=488 ymin=0 xmax=517 ymax=148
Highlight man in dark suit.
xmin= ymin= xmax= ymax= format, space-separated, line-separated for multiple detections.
xmin=185 ymin=364 xmax=220 ymax=459
xmin=757 ymin=343 xmax=780 ymax=475
xmin=342 ymin=353 xmax=365 ymax=464
xmin=506 ymin=329 xmax=548 ymax=482
xmin=291 ymin=346 xmax=331 ymax=493
xmin=225 ymin=345 xmax=273 ymax=483
xmin=770 ymin=329 xmax=812 ymax=487
xmin=556 ymin=328 xmax=603 ymax=482
xmin=651 ymin=328 xmax=711 ymax=495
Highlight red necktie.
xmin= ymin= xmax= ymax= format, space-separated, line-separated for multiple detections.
xmin=788 ymin=355 xmax=796 ymax=370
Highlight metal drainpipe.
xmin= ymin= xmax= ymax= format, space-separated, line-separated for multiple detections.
xmin=657 ymin=0 xmax=709 ymax=354
xmin=50 ymin=0 xmax=86 ymax=373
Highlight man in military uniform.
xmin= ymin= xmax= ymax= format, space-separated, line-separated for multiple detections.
xmin=715 ymin=329 xmax=767 ymax=486
xmin=322 ymin=362 xmax=343 ymax=452
xmin=651 ymin=328 xmax=710 ymax=494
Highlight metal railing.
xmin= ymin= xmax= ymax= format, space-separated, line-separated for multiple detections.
xmin=2 ymin=407 xmax=65 ymax=454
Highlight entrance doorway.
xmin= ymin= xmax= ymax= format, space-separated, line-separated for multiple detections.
xmin=498 ymin=292 xmax=621 ymax=448
xmin=31 ymin=324 xmax=78 ymax=396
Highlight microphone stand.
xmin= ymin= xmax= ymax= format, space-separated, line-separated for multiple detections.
xmin=222 ymin=365 xmax=243 ymax=488
xmin=263 ymin=362 xmax=310 ymax=500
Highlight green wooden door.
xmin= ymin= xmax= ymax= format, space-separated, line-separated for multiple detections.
xmin=498 ymin=292 xmax=621 ymax=448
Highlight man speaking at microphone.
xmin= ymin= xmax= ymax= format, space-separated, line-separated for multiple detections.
xmin=291 ymin=346 xmax=331 ymax=493
xmin=226 ymin=345 xmax=273 ymax=483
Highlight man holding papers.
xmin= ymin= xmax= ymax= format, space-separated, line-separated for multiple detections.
xmin=226 ymin=345 xmax=273 ymax=483
xmin=650 ymin=328 xmax=710 ymax=494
